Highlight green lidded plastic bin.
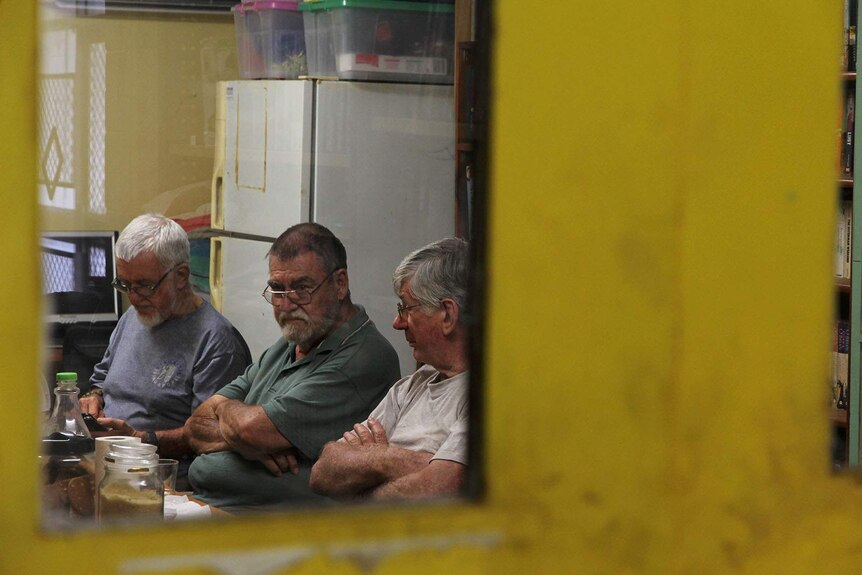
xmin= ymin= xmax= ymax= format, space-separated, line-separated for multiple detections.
xmin=299 ymin=0 xmax=455 ymax=84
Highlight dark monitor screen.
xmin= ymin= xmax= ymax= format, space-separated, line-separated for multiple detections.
xmin=41 ymin=231 xmax=121 ymax=324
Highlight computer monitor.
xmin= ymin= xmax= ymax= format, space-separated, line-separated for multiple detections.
xmin=41 ymin=231 xmax=121 ymax=324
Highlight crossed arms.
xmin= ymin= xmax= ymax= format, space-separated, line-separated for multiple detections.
xmin=309 ymin=418 xmax=465 ymax=500
xmin=183 ymin=394 xmax=298 ymax=476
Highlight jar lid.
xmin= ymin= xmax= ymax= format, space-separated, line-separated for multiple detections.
xmin=108 ymin=443 xmax=157 ymax=457
xmin=104 ymin=456 xmax=156 ymax=467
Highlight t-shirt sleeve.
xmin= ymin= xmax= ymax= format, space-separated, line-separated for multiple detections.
xmin=191 ymin=328 xmax=253 ymax=409
xmin=89 ymin=317 xmax=122 ymax=388
xmin=364 ymin=375 xmax=409 ymax=436
xmin=216 ymin=360 xmax=256 ymax=401
xmin=431 ymin=419 xmax=469 ymax=465
xmin=89 ymin=345 xmax=112 ymax=389
xmin=192 ymin=353 xmax=249 ymax=409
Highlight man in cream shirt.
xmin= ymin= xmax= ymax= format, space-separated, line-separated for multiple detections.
xmin=310 ymin=237 xmax=469 ymax=500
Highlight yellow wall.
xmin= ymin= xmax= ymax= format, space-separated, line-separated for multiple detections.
xmin=3 ymin=0 xmax=862 ymax=573
xmin=39 ymin=7 xmax=236 ymax=232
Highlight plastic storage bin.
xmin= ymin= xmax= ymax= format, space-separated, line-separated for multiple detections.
xmin=233 ymin=1 xmax=307 ymax=79
xmin=300 ymin=0 xmax=454 ymax=84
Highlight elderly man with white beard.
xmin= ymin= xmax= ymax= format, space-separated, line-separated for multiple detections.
xmin=183 ymin=223 xmax=400 ymax=511
xmin=79 ymin=213 xmax=252 ymax=490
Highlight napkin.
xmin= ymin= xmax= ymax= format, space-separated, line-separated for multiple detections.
xmin=164 ymin=494 xmax=212 ymax=521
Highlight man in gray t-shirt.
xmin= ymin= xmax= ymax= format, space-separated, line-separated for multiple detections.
xmin=311 ymin=238 xmax=470 ymax=501
xmin=80 ymin=214 xmax=251 ymax=486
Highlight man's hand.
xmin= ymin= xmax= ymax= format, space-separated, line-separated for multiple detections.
xmin=185 ymin=395 xmax=298 ymax=477
xmin=310 ymin=419 xmax=433 ymax=498
xmin=343 ymin=418 xmax=389 ymax=447
xmin=256 ymin=447 xmax=300 ymax=476
xmin=94 ymin=417 xmax=138 ymax=438
xmin=79 ymin=395 xmax=104 ymax=418
xmin=184 ymin=395 xmax=230 ymax=454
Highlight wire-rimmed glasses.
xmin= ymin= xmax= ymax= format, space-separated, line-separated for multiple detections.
xmin=111 ymin=264 xmax=179 ymax=297
xmin=396 ymin=302 xmax=423 ymax=320
xmin=262 ymin=268 xmax=338 ymax=306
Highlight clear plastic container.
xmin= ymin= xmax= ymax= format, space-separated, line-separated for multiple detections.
xmin=232 ymin=0 xmax=307 ymax=79
xmin=43 ymin=372 xmax=93 ymax=441
xmin=40 ymin=372 xmax=97 ymax=525
xmin=300 ymin=0 xmax=455 ymax=84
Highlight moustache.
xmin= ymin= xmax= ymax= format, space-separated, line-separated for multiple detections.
xmin=278 ymin=311 xmax=308 ymax=323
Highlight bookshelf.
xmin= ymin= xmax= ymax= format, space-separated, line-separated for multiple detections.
xmin=845 ymin=0 xmax=860 ymax=468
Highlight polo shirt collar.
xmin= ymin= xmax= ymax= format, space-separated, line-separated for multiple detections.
xmin=287 ymin=305 xmax=370 ymax=366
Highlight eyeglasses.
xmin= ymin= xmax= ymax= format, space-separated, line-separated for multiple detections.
xmin=262 ymin=268 xmax=338 ymax=306
xmin=396 ymin=302 xmax=423 ymax=320
xmin=112 ymin=265 xmax=179 ymax=297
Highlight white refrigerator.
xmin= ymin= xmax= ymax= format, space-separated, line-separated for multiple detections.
xmin=208 ymin=79 xmax=456 ymax=373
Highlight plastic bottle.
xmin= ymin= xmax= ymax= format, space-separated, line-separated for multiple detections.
xmin=40 ymin=372 xmax=97 ymax=525
xmin=44 ymin=372 xmax=93 ymax=440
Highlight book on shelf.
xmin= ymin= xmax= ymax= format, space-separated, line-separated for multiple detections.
xmin=836 ymin=202 xmax=846 ymax=278
xmin=843 ymin=92 xmax=855 ymax=176
xmin=836 ymin=201 xmax=853 ymax=279
xmin=846 ymin=0 xmax=858 ymax=72
xmin=845 ymin=199 xmax=853 ymax=279
xmin=833 ymin=319 xmax=850 ymax=410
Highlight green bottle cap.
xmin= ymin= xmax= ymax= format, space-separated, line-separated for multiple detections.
xmin=55 ymin=372 xmax=78 ymax=382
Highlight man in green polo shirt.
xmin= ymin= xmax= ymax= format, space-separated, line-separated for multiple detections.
xmin=183 ymin=223 xmax=400 ymax=511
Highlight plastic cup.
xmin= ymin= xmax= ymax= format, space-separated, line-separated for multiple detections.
xmin=155 ymin=459 xmax=179 ymax=492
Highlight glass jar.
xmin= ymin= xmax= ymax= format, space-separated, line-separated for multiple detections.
xmin=97 ymin=456 xmax=164 ymax=523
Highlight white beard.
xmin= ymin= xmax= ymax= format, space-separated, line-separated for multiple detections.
xmin=277 ymin=298 xmax=340 ymax=349
xmin=137 ymin=308 xmax=167 ymax=328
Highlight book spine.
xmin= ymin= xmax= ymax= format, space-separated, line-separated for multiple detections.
xmin=838 ymin=320 xmax=851 ymax=409
xmin=843 ymin=93 xmax=855 ymax=175
xmin=833 ymin=321 xmax=841 ymax=408
xmin=848 ymin=0 xmax=858 ymax=71
xmin=837 ymin=204 xmax=847 ymax=277
xmin=846 ymin=200 xmax=853 ymax=279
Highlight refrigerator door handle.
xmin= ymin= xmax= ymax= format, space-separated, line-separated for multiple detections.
xmin=212 ymin=169 xmax=224 ymax=230
xmin=211 ymin=81 xmax=227 ymax=231
xmin=210 ymin=237 xmax=224 ymax=312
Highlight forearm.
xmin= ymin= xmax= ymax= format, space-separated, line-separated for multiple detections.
xmin=139 ymin=427 xmax=193 ymax=459
xmin=215 ymin=399 xmax=292 ymax=456
xmin=310 ymin=442 xmax=385 ymax=498
xmin=310 ymin=442 xmax=431 ymax=498
xmin=370 ymin=460 xmax=466 ymax=500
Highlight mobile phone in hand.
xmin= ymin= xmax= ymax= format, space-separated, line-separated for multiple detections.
xmin=82 ymin=412 xmax=109 ymax=432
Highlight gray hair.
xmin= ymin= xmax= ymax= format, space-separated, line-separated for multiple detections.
xmin=267 ymin=223 xmax=347 ymax=273
xmin=393 ymin=237 xmax=469 ymax=314
xmin=115 ymin=213 xmax=189 ymax=268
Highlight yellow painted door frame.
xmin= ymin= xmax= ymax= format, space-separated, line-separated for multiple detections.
xmin=3 ymin=1 xmax=862 ymax=573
